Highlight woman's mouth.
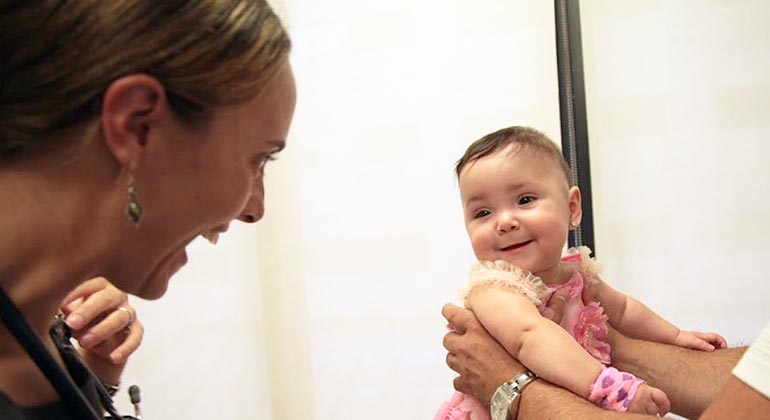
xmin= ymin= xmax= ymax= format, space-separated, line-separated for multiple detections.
xmin=201 ymin=230 xmax=220 ymax=245
xmin=200 ymin=225 xmax=230 ymax=245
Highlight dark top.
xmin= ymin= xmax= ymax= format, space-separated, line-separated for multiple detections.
xmin=0 ymin=394 xmax=79 ymax=420
xmin=0 ymin=317 xmax=123 ymax=419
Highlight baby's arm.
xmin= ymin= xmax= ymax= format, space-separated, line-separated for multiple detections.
xmin=467 ymin=286 xmax=603 ymax=398
xmin=589 ymin=277 xmax=726 ymax=351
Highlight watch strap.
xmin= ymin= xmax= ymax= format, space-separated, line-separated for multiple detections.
xmin=512 ymin=370 xmax=537 ymax=392
xmin=490 ymin=370 xmax=537 ymax=420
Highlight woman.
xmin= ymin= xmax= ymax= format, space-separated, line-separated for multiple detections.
xmin=0 ymin=0 xmax=296 ymax=418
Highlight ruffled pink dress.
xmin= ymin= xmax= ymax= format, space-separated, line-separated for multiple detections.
xmin=434 ymin=247 xmax=610 ymax=420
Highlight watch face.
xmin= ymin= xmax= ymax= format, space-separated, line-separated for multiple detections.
xmin=490 ymin=384 xmax=515 ymax=420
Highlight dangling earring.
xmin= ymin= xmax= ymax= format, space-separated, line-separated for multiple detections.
xmin=126 ymin=172 xmax=143 ymax=227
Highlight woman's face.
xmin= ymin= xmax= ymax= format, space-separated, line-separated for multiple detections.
xmin=131 ymin=63 xmax=297 ymax=299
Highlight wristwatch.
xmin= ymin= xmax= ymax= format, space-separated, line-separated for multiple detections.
xmin=490 ymin=370 xmax=537 ymax=420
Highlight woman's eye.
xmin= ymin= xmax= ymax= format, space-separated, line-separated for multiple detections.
xmin=253 ymin=154 xmax=277 ymax=173
xmin=473 ymin=209 xmax=490 ymax=219
xmin=519 ymin=196 xmax=536 ymax=205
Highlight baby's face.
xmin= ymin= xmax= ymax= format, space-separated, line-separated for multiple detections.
xmin=458 ymin=146 xmax=580 ymax=281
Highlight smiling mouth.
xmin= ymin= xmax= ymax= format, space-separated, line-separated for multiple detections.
xmin=201 ymin=224 xmax=230 ymax=245
xmin=499 ymin=240 xmax=533 ymax=252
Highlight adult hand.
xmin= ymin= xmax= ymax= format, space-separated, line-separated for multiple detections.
xmin=538 ymin=286 xmax=570 ymax=322
xmin=442 ymin=303 xmax=523 ymax=405
xmin=441 ymin=288 xmax=570 ymax=405
xmin=60 ymin=277 xmax=144 ymax=386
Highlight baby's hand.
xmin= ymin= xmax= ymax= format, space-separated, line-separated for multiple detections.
xmin=628 ymin=383 xmax=670 ymax=416
xmin=675 ymin=330 xmax=727 ymax=352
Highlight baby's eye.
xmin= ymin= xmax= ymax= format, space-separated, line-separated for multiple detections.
xmin=518 ymin=195 xmax=536 ymax=205
xmin=473 ymin=209 xmax=490 ymax=219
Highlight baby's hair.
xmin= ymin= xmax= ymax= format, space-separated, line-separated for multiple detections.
xmin=455 ymin=126 xmax=573 ymax=186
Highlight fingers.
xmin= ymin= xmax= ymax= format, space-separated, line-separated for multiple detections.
xmin=714 ymin=334 xmax=728 ymax=349
xmin=442 ymin=303 xmax=473 ymax=334
xmin=443 ymin=329 xmax=456 ymax=352
xmin=79 ymin=315 xmax=144 ymax=364
xmin=445 ymin=351 xmax=458 ymax=373
xmin=543 ymin=287 xmax=569 ymax=323
xmin=63 ymin=281 xmax=127 ymax=330
xmin=117 ymin=306 xmax=135 ymax=326
xmin=681 ymin=330 xmax=730 ymax=352
xmin=452 ymin=376 xmax=471 ymax=396
xmin=75 ymin=306 xmax=136 ymax=349
xmin=694 ymin=331 xmax=728 ymax=349
xmin=61 ymin=277 xmax=111 ymax=312
xmin=690 ymin=337 xmax=716 ymax=352
xmin=60 ymin=277 xmax=142 ymax=364
xmin=109 ymin=319 xmax=144 ymax=364
xmin=441 ymin=303 xmax=526 ymax=404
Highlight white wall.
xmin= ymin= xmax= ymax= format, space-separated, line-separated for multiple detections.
xmin=253 ymin=1 xmax=559 ymax=419
xmin=113 ymin=1 xmax=770 ymax=420
xmin=581 ymin=0 xmax=770 ymax=344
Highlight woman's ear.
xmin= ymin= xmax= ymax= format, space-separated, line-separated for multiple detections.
xmin=568 ymin=186 xmax=582 ymax=229
xmin=101 ymin=74 xmax=168 ymax=169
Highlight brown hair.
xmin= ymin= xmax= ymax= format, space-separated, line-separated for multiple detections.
xmin=455 ymin=126 xmax=573 ymax=186
xmin=0 ymin=0 xmax=291 ymax=158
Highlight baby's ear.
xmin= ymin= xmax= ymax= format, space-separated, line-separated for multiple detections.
xmin=568 ymin=186 xmax=582 ymax=226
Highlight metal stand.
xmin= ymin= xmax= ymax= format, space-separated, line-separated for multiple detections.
xmin=555 ymin=0 xmax=596 ymax=253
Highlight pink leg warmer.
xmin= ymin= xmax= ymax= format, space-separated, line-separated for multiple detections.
xmin=588 ymin=366 xmax=644 ymax=411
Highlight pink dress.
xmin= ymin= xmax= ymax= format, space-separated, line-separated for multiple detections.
xmin=434 ymin=247 xmax=610 ymax=420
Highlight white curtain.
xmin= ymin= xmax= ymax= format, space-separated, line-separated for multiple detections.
xmin=115 ymin=1 xmax=770 ymax=419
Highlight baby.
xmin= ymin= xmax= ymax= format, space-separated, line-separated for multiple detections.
xmin=435 ymin=126 xmax=726 ymax=419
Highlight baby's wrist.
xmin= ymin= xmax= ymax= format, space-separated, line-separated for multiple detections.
xmin=672 ymin=328 xmax=685 ymax=344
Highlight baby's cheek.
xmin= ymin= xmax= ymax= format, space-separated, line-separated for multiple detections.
xmin=470 ymin=231 xmax=493 ymax=260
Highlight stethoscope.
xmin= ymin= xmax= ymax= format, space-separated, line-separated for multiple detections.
xmin=0 ymin=285 xmax=145 ymax=420
xmin=128 ymin=385 xmax=143 ymax=419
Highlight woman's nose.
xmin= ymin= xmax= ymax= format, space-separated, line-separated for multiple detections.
xmin=496 ymin=212 xmax=519 ymax=234
xmin=238 ymin=178 xmax=265 ymax=224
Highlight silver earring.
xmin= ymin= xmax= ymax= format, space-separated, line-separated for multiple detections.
xmin=126 ymin=172 xmax=143 ymax=227
xmin=570 ymin=221 xmax=578 ymax=228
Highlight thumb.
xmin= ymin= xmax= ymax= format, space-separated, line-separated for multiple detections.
xmin=545 ymin=288 xmax=569 ymax=324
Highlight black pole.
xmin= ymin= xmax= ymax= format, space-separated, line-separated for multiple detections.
xmin=554 ymin=0 xmax=596 ymax=254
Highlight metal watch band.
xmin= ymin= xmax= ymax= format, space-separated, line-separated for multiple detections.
xmin=490 ymin=370 xmax=537 ymax=420
xmin=512 ymin=370 xmax=537 ymax=392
